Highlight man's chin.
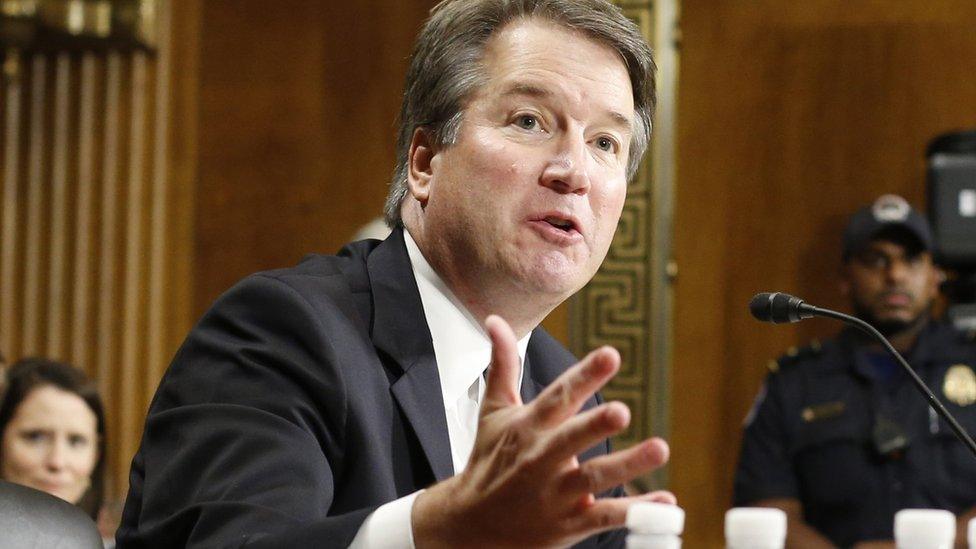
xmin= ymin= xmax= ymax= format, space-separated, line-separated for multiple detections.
xmin=519 ymin=254 xmax=589 ymax=293
xmin=523 ymin=274 xmax=579 ymax=298
xmin=870 ymin=318 xmax=914 ymax=337
xmin=866 ymin=309 xmax=926 ymax=337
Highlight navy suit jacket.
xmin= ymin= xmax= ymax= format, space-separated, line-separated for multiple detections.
xmin=117 ymin=228 xmax=624 ymax=548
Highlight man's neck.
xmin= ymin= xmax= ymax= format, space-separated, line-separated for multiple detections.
xmin=429 ymin=259 xmax=556 ymax=339
xmin=402 ymin=222 xmax=560 ymax=338
xmin=887 ymin=325 xmax=924 ymax=354
xmin=860 ymin=316 xmax=929 ymax=354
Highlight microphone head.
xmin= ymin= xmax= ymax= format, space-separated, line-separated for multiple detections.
xmin=749 ymin=293 xmax=776 ymax=322
xmin=750 ymin=292 xmax=807 ymax=323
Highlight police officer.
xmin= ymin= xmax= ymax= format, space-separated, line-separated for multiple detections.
xmin=734 ymin=194 xmax=976 ymax=548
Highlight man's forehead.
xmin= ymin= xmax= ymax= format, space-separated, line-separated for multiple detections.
xmin=491 ymin=22 xmax=628 ymax=74
xmin=480 ymin=20 xmax=634 ymax=115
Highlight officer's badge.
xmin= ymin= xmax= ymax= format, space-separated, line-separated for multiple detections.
xmin=943 ymin=364 xmax=976 ymax=407
xmin=801 ymin=401 xmax=846 ymax=422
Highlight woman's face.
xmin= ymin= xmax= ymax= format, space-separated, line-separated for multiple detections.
xmin=1 ymin=385 xmax=99 ymax=504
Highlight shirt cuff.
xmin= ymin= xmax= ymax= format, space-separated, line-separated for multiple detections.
xmin=347 ymin=490 xmax=423 ymax=549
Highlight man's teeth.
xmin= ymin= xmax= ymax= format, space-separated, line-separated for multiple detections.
xmin=545 ymin=217 xmax=572 ymax=230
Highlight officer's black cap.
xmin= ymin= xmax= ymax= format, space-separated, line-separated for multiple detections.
xmin=842 ymin=194 xmax=935 ymax=260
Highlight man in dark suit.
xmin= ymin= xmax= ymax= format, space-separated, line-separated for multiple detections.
xmin=118 ymin=1 xmax=672 ymax=547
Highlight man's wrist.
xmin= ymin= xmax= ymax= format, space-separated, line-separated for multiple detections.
xmin=411 ymin=477 xmax=464 ymax=549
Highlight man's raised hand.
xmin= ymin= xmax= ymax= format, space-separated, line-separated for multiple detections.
xmin=412 ymin=315 xmax=673 ymax=548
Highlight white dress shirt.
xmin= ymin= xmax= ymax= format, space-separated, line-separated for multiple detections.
xmin=348 ymin=230 xmax=530 ymax=548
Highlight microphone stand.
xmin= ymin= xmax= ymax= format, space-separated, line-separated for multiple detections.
xmin=807 ymin=304 xmax=976 ymax=459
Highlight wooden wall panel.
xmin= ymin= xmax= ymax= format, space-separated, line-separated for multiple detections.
xmin=671 ymin=2 xmax=976 ymax=546
xmin=193 ymin=0 xmax=439 ymax=316
xmin=71 ymin=52 xmax=99 ymax=369
xmin=0 ymin=58 xmax=19 ymax=360
xmin=22 ymin=55 xmax=48 ymax=356
xmin=94 ymin=51 xmax=126 ymax=498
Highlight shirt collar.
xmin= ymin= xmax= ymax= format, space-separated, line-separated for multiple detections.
xmin=403 ymin=229 xmax=530 ymax=404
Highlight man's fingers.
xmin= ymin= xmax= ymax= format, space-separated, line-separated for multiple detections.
xmin=541 ymin=401 xmax=631 ymax=464
xmin=483 ymin=315 xmax=522 ymax=411
xmin=570 ymin=491 xmax=679 ymax=536
xmin=643 ymin=490 xmax=677 ymax=505
xmin=529 ymin=346 xmax=620 ymax=427
xmin=559 ymin=438 xmax=670 ymax=497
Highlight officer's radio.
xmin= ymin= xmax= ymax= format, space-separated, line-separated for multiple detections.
xmin=872 ymin=413 xmax=909 ymax=459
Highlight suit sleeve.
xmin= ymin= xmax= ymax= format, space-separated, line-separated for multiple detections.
xmin=733 ymin=371 xmax=799 ymax=505
xmin=117 ymin=274 xmax=375 ymax=548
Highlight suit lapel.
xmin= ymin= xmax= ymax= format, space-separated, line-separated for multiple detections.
xmin=368 ymin=228 xmax=455 ymax=481
xmin=389 ymin=355 xmax=455 ymax=481
xmin=520 ymin=350 xmax=546 ymax=404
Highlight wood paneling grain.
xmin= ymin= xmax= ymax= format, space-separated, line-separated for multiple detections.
xmin=46 ymin=53 xmax=72 ymax=359
xmin=95 ymin=54 xmax=123 ymax=494
xmin=70 ymin=53 xmax=99 ymax=367
xmin=147 ymin=0 xmax=173 ymax=392
xmin=119 ymin=50 xmax=150 ymax=494
xmin=671 ymin=2 xmax=976 ymax=546
xmin=22 ymin=55 xmax=48 ymax=355
xmin=193 ymin=0 xmax=438 ymax=314
xmin=1 ymin=62 xmax=22 ymax=359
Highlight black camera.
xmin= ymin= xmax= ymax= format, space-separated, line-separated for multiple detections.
xmin=927 ymin=129 xmax=976 ymax=331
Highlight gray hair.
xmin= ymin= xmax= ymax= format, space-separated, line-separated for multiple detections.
xmin=383 ymin=0 xmax=656 ymax=227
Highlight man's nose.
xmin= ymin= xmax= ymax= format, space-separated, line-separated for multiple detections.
xmin=540 ymin=133 xmax=590 ymax=195
xmin=885 ymin=258 xmax=911 ymax=283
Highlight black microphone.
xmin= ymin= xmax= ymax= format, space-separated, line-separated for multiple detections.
xmin=749 ymin=292 xmax=816 ymax=323
xmin=749 ymin=291 xmax=976 ymax=459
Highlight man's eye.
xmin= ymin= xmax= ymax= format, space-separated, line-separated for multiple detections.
xmin=595 ymin=136 xmax=616 ymax=152
xmin=515 ymin=115 xmax=539 ymax=130
xmin=856 ymin=253 xmax=884 ymax=268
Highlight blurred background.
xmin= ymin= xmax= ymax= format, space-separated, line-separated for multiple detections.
xmin=2 ymin=0 xmax=976 ymax=546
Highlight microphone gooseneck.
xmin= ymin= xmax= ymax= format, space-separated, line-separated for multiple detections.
xmin=749 ymin=291 xmax=976 ymax=460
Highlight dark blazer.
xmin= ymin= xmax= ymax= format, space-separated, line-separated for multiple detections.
xmin=117 ymin=228 xmax=624 ymax=548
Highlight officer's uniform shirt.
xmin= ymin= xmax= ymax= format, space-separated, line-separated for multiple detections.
xmin=734 ymin=321 xmax=976 ymax=547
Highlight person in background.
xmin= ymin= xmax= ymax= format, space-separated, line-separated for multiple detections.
xmin=735 ymin=194 xmax=976 ymax=548
xmin=0 ymin=358 xmax=106 ymax=524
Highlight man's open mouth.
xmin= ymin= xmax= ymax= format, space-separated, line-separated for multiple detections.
xmin=544 ymin=216 xmax=576 ymax=232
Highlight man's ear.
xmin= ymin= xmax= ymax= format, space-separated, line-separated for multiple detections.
xmin=407 ymin=127 xmax=436 ymax=205
xmin=932 ymin=264 xmax=947 ymax=291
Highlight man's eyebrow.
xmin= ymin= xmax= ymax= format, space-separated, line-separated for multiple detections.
xmin=606 ymin=110 xmax=633 ymax=133
xmin=500 ymin=83 xmax=633 ymax=133
xmin=500 ymin=83 xmax=552 ymax=99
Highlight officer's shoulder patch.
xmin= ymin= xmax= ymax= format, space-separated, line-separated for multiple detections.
xmin=743 ymin=381 xmax=768 ymax=427
xmin=770 ymin=340 xmax=822 ymax=373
